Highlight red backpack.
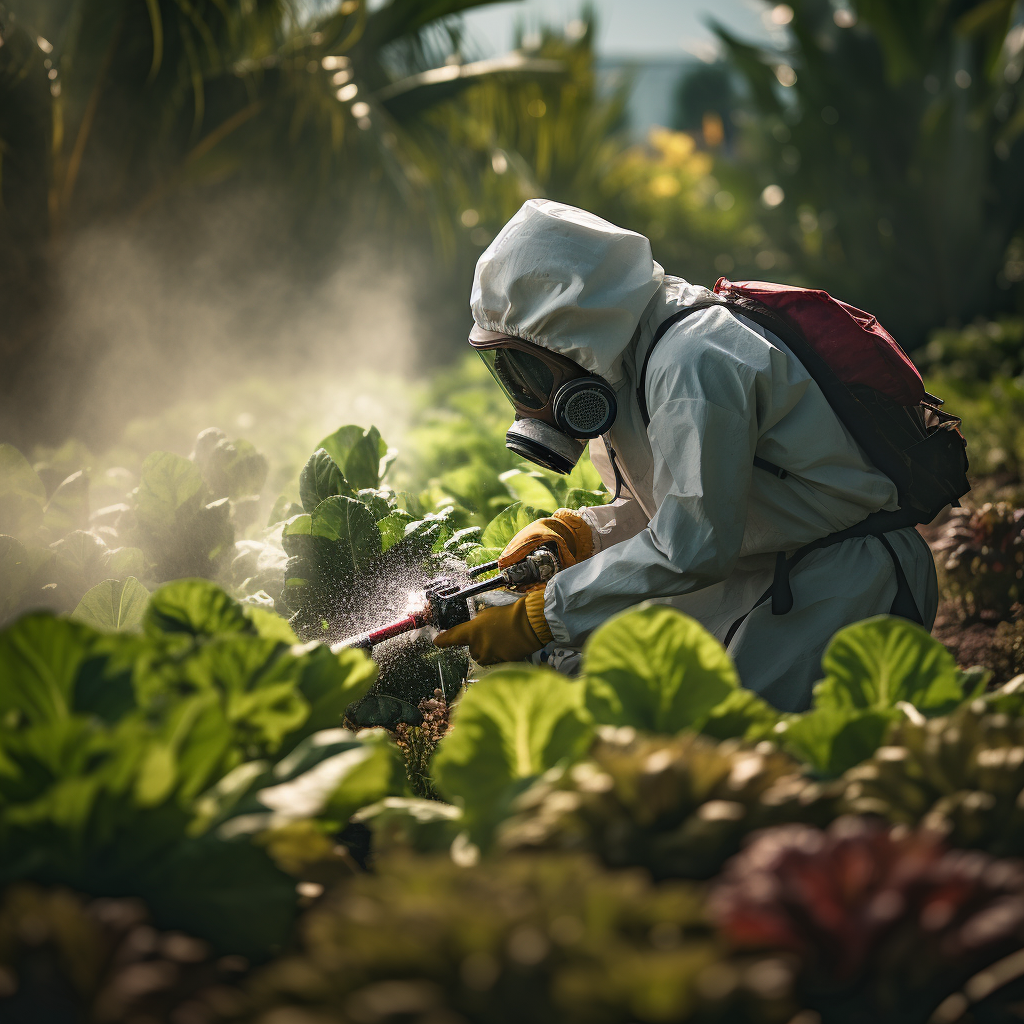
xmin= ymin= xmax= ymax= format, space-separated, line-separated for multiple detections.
xmin=635 ymin=280 xmax=971 ymax=622
xmin=714 ymin=279 xmax=924 ymax=405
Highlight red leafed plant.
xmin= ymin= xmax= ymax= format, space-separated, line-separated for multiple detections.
xmin=709 ymin=817 xmax=1024 ymax=1024
xmin=936 ymin=503 xmax=1024 ymax=621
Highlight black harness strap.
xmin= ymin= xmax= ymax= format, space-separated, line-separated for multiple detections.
xmin=722 ymin=516 xmax=924 ymax=649
xmin=767 ymin=507 xmax=923 ymax=617
xmin=754 ymin=455 xmax=787 ymax=479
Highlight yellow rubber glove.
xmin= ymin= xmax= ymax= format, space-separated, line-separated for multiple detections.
xmin=497 ymin=508 xmax=594 ymax=579
xmin=434 ymin=589 xmax=553 ymax=665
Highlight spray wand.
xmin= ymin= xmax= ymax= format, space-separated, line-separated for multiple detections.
xmin=332 ymin=546 xmax=561 ymax=653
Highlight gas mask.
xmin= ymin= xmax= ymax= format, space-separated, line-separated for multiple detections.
xmin=469 ymin=326 xmax=618 ymax=474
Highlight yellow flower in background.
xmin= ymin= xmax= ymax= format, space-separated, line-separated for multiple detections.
xmin=649 ymin=128 xmax=696 ymax=165
xmin=649 ymin=174 xmax=682 ymax=198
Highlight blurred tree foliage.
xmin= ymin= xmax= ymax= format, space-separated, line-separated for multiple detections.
xmin=0 ymin=0 xmax=563 ymax=236
xmin=3 ymin=0 xmax=1024 ymax=450
xmin=425 ymin=18 xmax=754 ymax=292
xmin=0 ymin=0 xmax=562 ymax=446
xmin=708 ymin=0 xmax=1024 ymax=346
xmin=673 ymin=61 xmax=740 ymax=149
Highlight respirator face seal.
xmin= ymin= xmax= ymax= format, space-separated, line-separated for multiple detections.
xmin=469 ymin=326 xmax=618 ymax=473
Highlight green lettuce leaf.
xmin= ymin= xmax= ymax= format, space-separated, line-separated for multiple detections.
xmin=311 ymin=495 xmax=380 ymax=572
xmin=814 ymin=614 xmax=964 ymax=714
xmin=316 ymin=425 xmax=388 ymax=491
xmin=134 ymin=452 xmax=206 ymax=539
xmin=0 ymin=613 xmax=101 ymax=721
xmin=74 ymin=577 xmax=150 ymax=632
xmin=781 ymin=707 xmax=893 ymax=778
xmin=498 ymin=469 xmax=557 ymax=513
xmin=480 ymin=502 xmax=545 ymax=549
xmin=432 ymin=667 xmax=593 ymax=841
xmin=0 ymin=444 xmax=46 ymax=538
xmin=299 ymin=448 xmax=347 ymax=513
xmin=144 ymin=579 xmax=253 ymax=638
xmin=582 ymin=605 xmax=739 ymax=733
xmin=780 ymin=616 xmax=966 ymax=776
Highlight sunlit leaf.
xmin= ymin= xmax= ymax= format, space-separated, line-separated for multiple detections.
xmin=0 ymin=613 xmax=100 ymax=722
xmin=73 ymin=577 xmax=150 ymax=632
xmin=344 ymin=428 xmax=384 ymax=490
xmin=782 ymin=707 xmax=894 ymax=777
xmin=245 ymin=606 xmax=299 ymax=644
xmin=582 ymin=605 xmax=739 ymax=733
xmin=144 ymin=579 xmax=253 ymax=638
xmin=0 ymin=443 xmax=46 ymax=537
xmin=701 ymin=687 xmax=781 ymax=743
xmin=377 ymin=509 xmax=415 ymax=552
xmin=562 ymin=488 xmax=608 ymax=509
xmin=432 ymin=666 xmax=593 ymax=841
xmin=480 ymin=502 xmax=545 ymax=548
xmin=134 ymin=452 xmax=206 ymax=538
xmin=814 ymin=615 xmax=964 ymax=714
xmin=299 ymin=449 xmax=346 ymax=513
xmin=316 ymin=426 xmax=367 ymax=473
xmin=312 ymin=496 xmax=381 ymax=572
xmin=499 ymin=469 xmax=557 ymax=511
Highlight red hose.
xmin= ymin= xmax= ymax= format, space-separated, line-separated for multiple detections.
xmin=363 ymin=608 xmax=430 ymax=645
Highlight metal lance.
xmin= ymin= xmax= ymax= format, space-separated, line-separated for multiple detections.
xmin=332 ymin=546 xmax=561 ymax=653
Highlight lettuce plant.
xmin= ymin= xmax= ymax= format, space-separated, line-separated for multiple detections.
xmin=841 ymin=679 xmax=1024 ymax=858
xmin=230 ymin=852 xmax=799 ymax=1024
xmin=0 ymin=578 xmax=378 ymax=954
xmin=0 ymin=883 xmax=250 ymax=1022
xmin=778 ymin=616 xmax=970 ymax=776
xmin=936 ymin=502 xmax=1024 ymax=621
xmin=498 ymin=728 xmax=832 ymax=880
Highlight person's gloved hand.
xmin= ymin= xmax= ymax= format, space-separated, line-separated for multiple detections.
xmin=434 ymin=589 xmax=553 ymax=665
xmin=497 ymin=508 xmax=594 ymax=578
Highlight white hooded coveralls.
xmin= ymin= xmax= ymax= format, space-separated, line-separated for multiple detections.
xmin=471 ymin=200 xmax=938 ymax=712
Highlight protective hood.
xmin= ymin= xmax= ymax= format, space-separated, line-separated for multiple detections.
xmin=470 ymin=200 xmax=665 ymax=386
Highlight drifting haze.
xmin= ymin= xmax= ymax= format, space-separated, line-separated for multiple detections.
xmin=11 ymin=190 xmax=470 ymax=460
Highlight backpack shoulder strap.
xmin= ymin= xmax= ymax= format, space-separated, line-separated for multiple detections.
xmin=636 ymin=300 xmax=723 ymax=427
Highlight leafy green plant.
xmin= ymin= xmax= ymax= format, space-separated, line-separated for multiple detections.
xmin=0 ymin=883 xmax=252 ymax=1021
xmin=72 ymin=575 xmax=150 ymax=631
xmin=276 ymin=426 xmax=468 ymax=643
xmin=0 ymin=428 xmax=278 ymax=627
xmin=499 ymin=728 xmax=833 ymax=880
xmin=840 ymin=678 xmax=1024 ymax=857
xmin=552 ymin=604 xmax=782 ymax=746
xmin=231 ymin=852 xmax=799 ymax=1024
xmin=582 ymin=605 xmax=742 ymax=734
xmin=0 ymin=0 xmax=574 ymax=446
xmin=917 ymin=320 xmax=1024 ymax=483
xmin=779 ymin=616 xmax=968 ymax=776
xmin=432 ymin=667 xmax=595 ymax=843
xmin=0 ymin=577 xmax=379 ymax=954
xmin=712 ymin=0 xmax=1024 ymax=347
xmin=936 ymin=502 xmax=1024 ymax=620
xmin=920 ymin=317 xmax=1024 ymax=382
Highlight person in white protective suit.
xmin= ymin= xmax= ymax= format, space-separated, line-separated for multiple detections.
xmin=434 ymin=199 xmax=939 ymax=711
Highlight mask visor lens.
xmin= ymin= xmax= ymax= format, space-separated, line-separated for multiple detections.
xmin=478 ymin=348 xmax=555 ymax=411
